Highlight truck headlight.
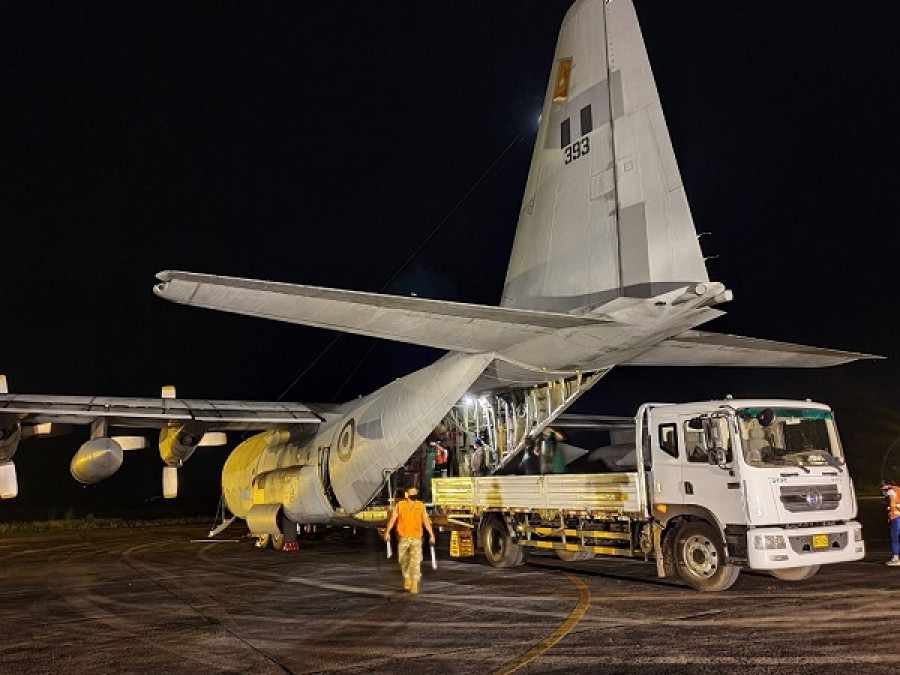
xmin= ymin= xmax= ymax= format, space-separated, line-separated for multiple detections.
xmin=753 ymin=534 xmax=787 ymax=550
xmin=853 ymin=527 xmax=863 ymax=542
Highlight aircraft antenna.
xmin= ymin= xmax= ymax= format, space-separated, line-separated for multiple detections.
xmin=330 ymin=342 xmax=377 ymax=402
xmin=274 ymin=334 xmax=343 ymax=401
xmin=380 ymin=132 xmax=523 ymax=292
xmin=276 ymin=133 xmax=524 ymax=403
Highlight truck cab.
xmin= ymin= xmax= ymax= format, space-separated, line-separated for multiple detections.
xmin=646 ymin=399 xmax=864 ymax=589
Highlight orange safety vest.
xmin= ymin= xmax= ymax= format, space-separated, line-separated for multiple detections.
xmin=885 ymin=485 xmax=900 ymax=521
xmin=396 ymin=499 xmax=425 ymax=538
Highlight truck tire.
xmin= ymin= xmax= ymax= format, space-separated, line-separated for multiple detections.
xmin=769 ymin=565 xmax=819 ymax=581
xmin=660 ymin=526 xmax=679 ymax=579
xmin=556 ymin=549 xmax=596 ymax=562
xmin=481 ymin=517 xmax=527 ymax=568
xmin=674 ymin=521 xmax=740 ymax=592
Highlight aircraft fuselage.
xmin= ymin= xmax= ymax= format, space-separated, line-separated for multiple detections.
xmin=222 ymin=352 xmax=493 ymax=530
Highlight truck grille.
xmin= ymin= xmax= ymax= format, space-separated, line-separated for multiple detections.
xmin=779 ymin=484 xmax=841 ymax=512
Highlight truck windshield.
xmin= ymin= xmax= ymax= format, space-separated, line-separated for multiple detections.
xmin=737 ymin=408 xmax=843 ymax=470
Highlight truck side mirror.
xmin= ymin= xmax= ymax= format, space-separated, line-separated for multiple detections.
xmin=714 ymin=446 xmax=729 ymax=469
xmin=702 ymin=418 xmax=730 ymax=470
xmin=702 ymin=419 xmax=720 ymax=451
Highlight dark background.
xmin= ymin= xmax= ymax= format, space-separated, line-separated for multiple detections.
xmin=1 ymin=1 xmax=898 ymax=520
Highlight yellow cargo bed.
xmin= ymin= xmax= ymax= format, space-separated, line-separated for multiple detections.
xmin=431 ymin=473 xmax=644 ymax=517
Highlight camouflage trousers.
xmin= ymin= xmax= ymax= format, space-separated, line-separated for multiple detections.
xmin=398 ymin=537 xmax=423 ymax=583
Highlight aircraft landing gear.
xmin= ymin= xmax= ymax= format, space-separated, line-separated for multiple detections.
xmin=254 ymin=511 xmax=300 ymax=551
xmin=280 ymin=512 xmax=299 ymax=552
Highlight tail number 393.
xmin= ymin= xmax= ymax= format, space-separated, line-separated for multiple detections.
xmin=564 ymin=137 xmax=590 ymax=165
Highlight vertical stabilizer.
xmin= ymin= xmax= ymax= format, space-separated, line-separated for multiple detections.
xmin=502 ymin=0 xmax=708 ymax=312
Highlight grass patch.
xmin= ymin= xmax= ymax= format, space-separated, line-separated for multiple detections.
xmin=0 ymin=515 xmax=212 ymax=536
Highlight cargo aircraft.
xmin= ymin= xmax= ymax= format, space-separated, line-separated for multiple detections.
xmin=0 ymin=0 xmax=875 ymax=545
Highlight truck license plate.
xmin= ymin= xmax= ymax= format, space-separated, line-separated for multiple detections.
xmin=812 ymin=534 xmax=829 ymax=549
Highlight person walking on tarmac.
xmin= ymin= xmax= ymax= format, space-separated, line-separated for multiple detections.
xmin=383 ymin=486 xmax=436 ymax=594
xmin=880 ymin=480 xmax=900 ymax=566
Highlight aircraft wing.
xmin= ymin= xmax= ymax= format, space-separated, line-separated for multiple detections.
xmin=621 ymin=330 xmax=882 ymax=368
xmin=0 ymin=394 xmax=324 ymax=430
xmin=153 ymin=270 xmax=616 ymax=353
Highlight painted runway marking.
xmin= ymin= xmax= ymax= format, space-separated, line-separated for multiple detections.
xmin=492 ymin=572 xmax=591 ymax=675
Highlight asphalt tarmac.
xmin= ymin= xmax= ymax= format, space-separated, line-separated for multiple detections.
xmin=0 ymin=498 xmax=897 ymax=675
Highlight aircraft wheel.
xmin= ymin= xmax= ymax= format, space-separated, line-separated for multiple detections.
xmin=481 ymin=517 xmax=527 ymax=568
xmin=675 ymin=521 xmax=740 ymax=592
xmin=769 ymin=565 xmax=820 ymax=581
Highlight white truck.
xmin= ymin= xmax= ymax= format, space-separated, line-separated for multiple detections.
xmin=431 ymin=398 xmax=865 ymax=591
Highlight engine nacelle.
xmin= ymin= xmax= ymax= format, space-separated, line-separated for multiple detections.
xmin=0 ymin=417 xmax=21 ymax=463
xmin=158 ymin=422 xmax=207 ymax=466
xmin=70 ymin=437 xmax=124 ymax=485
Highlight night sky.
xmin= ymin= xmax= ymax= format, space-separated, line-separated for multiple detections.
xmin=1 ymin=1 xmax=899 ymax=519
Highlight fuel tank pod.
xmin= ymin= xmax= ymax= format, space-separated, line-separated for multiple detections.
xmin=70 ymin=438 xmax=124 ymax=485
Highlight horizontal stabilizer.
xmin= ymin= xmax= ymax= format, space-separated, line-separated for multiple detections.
xmin=154 ymin=270 xmax=616 ymax=353
xmin=622 ymin=330 xmax=881 ymax=368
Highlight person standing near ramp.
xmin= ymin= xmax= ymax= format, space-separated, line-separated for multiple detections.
xmin=384 ymin=487 xmax=436 ymax=594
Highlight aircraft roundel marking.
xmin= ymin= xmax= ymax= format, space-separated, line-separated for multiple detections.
xmin=337 ymin=418 xmax=355 ymax=462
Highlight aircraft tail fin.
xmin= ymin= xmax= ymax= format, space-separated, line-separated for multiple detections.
xmin=502 ymin=0 xmax=708 ymax=312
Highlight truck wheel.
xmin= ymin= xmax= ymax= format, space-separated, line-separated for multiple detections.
xmin=556 ymin=549 xmax=596 ymax=562
xmin=271 ymin=533 xmax=285 ymax=551
xmin=769 ymin=565 xmax=819 ymax=581
xmin=661 ymin=527 xmax=679 ymax=578
xmin=481 ymin=517 xmax=527 ymax=568
xmin=675 ymin=521 xmax=740 ymax=592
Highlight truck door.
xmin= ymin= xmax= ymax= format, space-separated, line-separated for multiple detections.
xmin=680 ymin=415 xmax=745 ymax=526
xmin=649 ymin=412 xmax=683 ymax=506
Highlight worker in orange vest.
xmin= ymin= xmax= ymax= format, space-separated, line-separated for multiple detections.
xmin=384 ymin=486 xmax=436 ymax=594
xmin=880 ymin=480 xmax=900 ymax=566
